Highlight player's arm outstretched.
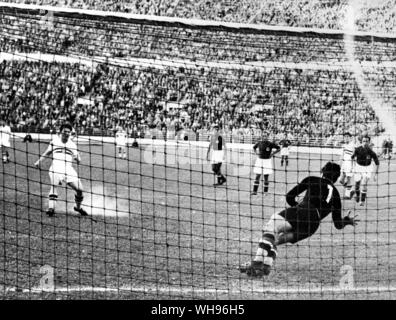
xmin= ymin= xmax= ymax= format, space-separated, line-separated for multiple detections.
xmin=34 ymin=143 xmax=53 ymax=168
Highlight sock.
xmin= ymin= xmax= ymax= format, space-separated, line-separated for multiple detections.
xmin=254 ymin=235 xmax=276 ymax=265
xmin=361 ymin=192 xmax=367 ymax=203
xmin=253 ymin=181 xmax=259 ymax=193
xmin=75 ymin=190 xmax=84 ymax=209
xmin=285 ymin=158 xmax=288 ymax=166
xmin=355 ymin=190 xmax=360 ymax=203
xmin=48 ymin=194 xmax=58 ymax=211
xmin=281 ymin=158 xmax=284 ymax=166
xmin=264 ymin=181 xmax=269 ymax=193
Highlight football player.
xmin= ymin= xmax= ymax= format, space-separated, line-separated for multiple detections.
xmin=115 ymin=126 xmax=128 ymax=159
xmin=380 ymin=137 xmax=393 ymax=160
xmin=279 ymin=134 xmax=292 ymax=167
xmin=0 ymin=119 xmax=12 ymax=163
xmin=351 ymin=134 xmax=379 ymax=206
xmin=239 ymin=162 xmax=358 ymax=277
xmin=251 ymin=131 xmax=280 ymax=196
xmin=35 ymin=123 xmax=88 ymax=217
xmin=207 ymin=124 xmax=226 ymax=186
xmin=339 ymin=132 xmax=356 ymax=199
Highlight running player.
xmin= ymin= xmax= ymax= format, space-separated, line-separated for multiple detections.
xmin=239 ymin=162 xmax=358 ymax=277
xmin=339 ymin=132 xmax=356 ymax=199
xmin=351 ymin=135 xmax=379 ymax=206
xmin=207 ymin=124 xmax=226 ymax=186
xmin=251 ymin=132 xmax=280 ymax=196
xmin=34 ymin=123 xmax=88 ymax=217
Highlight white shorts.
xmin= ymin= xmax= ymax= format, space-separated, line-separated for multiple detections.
xmin=0 ymin=140 xmax=10 ymax=148
xmin=341 ymin=160 xmax=353 ymax=177
xmin=280 ymin=148 xmax=289 ymax=157
xmin=49 ymin=165 xmax=79 ymax=185
xmin=116 ymin=141 xmax=127 ymax=148
xmin=354 ymin=164 xmax=372 ymax=181
xmin=211 ymin=150 xmax=224 ymax=164
xmin=254 ymin=158 xmax=273 ymax=175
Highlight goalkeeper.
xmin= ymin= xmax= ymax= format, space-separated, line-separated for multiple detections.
xmin=239 ymin=162 xmax=359 ymax=277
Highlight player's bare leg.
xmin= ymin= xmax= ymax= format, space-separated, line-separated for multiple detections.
xmin=251 ymin=174 xmax=261 ymax=195
xmin=344 ymin=176 xmax=353 ymax=199
xmin=354 ymin=182 xmax=361 ymax=204
xmin=263 ymin=174 xmax=270 ymax=194
xmin=360 ymin=177 xmax=369 ymax=206
xmin=213 ymin=163 xmax=226 ymax=186
xmin=281 ymin=156 xmax=288 ymax=167
xmin=68 ymin=180 xmax=88 ymax=216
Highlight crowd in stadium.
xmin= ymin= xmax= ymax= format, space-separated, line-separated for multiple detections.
xmin=2 ymin=0 xmax=396 ymax=33
xmin=0 ymin=59 xmax=384 ymax=145
xmin=1 ymin=10 xmax=396 ymax=64
xmin=0 ymin=0 xmax=394 ymax=146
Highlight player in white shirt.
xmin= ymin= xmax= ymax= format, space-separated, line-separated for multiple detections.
xmin=34 ymin=123 xmax=88 ymax=217
xmin=0 ymin=119 xmax=12 ymax=163
xmin=115 ymin=127 xmax=128 ymax=159
xmin=339 ymin=132 xmax=355 ymax=199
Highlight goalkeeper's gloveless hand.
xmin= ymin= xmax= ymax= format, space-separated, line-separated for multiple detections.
xmin=343 ymin=210 xmax=359 ymax=227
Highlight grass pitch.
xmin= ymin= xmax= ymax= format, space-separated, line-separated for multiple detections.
xmin=1 ymin=140 xmax=396 ymax=299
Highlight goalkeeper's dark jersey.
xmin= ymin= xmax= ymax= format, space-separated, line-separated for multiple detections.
xmin=285 ymin=176 xmax=344 ymax=229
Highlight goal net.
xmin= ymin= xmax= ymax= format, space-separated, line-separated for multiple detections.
xmin=0 ymin=2 xmax=395 ymax=299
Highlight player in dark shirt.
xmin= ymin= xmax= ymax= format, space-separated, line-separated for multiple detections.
xmin=239 ymin=162 xmax=358 ymax=277
xmin=207 ymin=124 xmax=226 ymax=186
xmin=251 ymin=132 xmax=280 ymax=195
xmin=279 ymin=136 xmax=292 ymax=167
xmin=351 ymin=135 xmax=379 ymax=206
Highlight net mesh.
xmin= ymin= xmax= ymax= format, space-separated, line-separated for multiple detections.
xmin=0 ymin=2 xmax=396 ymax=299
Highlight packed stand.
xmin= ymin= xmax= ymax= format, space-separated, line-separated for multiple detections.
xmin=1 ymin=5 xmax=396 ymax=64
xmin=0 ymin=59 xmax=385 ymax=145
xmin=2 ymin=0 xmax=396 ymax=33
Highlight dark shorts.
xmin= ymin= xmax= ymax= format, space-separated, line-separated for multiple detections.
xmin=278 ymin=206 xmax=321 ymax=243
xmin=212 ymin=163 xmax=222 ymax=173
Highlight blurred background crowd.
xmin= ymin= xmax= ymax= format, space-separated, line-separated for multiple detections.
xmin=0 ymin=0 xmax=395 ymax=146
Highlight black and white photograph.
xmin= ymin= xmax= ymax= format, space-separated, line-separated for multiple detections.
xmin=0 ymin=0 xmax=396 ymax=305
